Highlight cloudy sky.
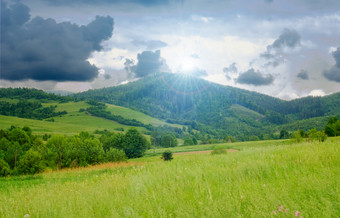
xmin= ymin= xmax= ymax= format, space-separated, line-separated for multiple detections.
xmin=1 ymin=0 xmax=340 ymax=99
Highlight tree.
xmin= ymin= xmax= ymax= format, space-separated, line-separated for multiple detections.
xmin=184 ymin=138 xmax=194 ymax=146
xmin=106 ymin=148 xmax=127 ymax=162
xmin=47 ymin=135 xmax=67 ymax=169
xmin=0 ymin=159 xmax=11 ymax=176
xmin=292 ymin=130 xmax=303 ymax=143
xmin=279 ymin=129 xmax=289 ymax=139
xmin=123 ymin=127 xmax=149 ymax=158
xmin=161 ymin=134 xmax=177 ymax=148
xmin=16 ymin=149 xmax=46 ymax=175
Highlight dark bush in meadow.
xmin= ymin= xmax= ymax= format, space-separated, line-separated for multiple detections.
xmin=162 ymin=151 xmax=173 ymax=161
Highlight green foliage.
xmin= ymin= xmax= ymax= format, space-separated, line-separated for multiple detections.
xmin=86 ymin=105 xmax=149 ymax=129
xmin=184 ymin=138 xmax=194 ymax=146
xmin=47 ymin=135 xmax=67 ymax=169
xmin=106 ymin=148 xmax=127 ymax=162
xmin=279 ymin=129 xmax=290 ymax=139
xmin=16 ymin=150 xmax=46 ymax=175
xmin=161 ymin=150 xmax=173 ymax=161
xmin=308 ymin=128 xmax=327 ymax=142
xmin=249 ymin=135 xmax=260 ymax=141
xmin=7 ymin=128 xmax=30 ymax=146
xmin=0 ymin=100 xmax=67 ymax=120
xmin=324 ymin=117 xmax=340 ymax=137
xmin=225 ymin=135 xmax=236 ymax=142
xmin=211 ymin=146 xmax=227 ymax=155
xmin=123 ymin=127 xmax=149 ymax=158
xmin=100 ymin=132 xmax=125 ymax=151
xmin=292 ymin=130 xmax=303 ymax=143
xmin=0 ymin=158 xmax=11 ymax=176
xmin=161 ymin=134 xmax=178 ymax=148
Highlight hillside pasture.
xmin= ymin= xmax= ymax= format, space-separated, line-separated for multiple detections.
xmin=0 ymin=139 xmax=339 ymax=217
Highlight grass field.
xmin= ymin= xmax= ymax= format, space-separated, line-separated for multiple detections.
xmin=0 ymin=100 xmax=181 ymax=136
xmin=0 ymin=139 xmax=339 ymax=217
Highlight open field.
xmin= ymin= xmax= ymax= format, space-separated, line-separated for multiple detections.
xmin=0 ymin=100 xmax=180 ymax=136
xmin=1 ymin=139 xmax=339 ymax=217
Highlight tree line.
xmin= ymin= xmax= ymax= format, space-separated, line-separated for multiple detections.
xmin=0 ymin=100 xmax=67 ymax=120
xmin=0 ymin=126 xmax=149 ymax=176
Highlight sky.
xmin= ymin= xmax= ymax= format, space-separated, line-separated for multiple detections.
xmin=1 ymin=0 xmax=340 ymax=99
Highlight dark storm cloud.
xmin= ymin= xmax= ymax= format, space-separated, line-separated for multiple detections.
xmin=333 ymin=47 xmax=340 ymax=68
xmin=41 ymin=0 xmax=173 ymax=6
xmin=135 ymin=50 xmax=163 ymax=77
xmin=131 ymin=40 xmax=167 ymax=50
xmin=124 ymin=50 xmax=169 ymax=78
xmin=236 ymin=68 xmax=274 ymax=86
xmin=261 ymin=28 xmax=301 ymax=67
xmin=1 ymin=2 xmax=114 ymax=82
xmin=270 ymin=29 xmax=301 ymax=49
xmin=223 ymin=63 xmax=237 ymax=80
xmin=323 ymin=47 xmax=340 ymax=83
xmin=297 ymin=70 xmax=309 ymax=80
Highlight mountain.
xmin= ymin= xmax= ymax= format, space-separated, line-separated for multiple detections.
xmin=74 ymin=73 xmax=340 ymax=139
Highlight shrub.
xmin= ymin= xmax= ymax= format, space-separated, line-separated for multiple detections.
xmin=184 ymin=138 xmax=194 ymax=146
xmin=106 ymin=148 xmax=127 ymax=162
xmin=292 ymin=130 xmax=303 ymax=143
xmin=162 ymin=151 xmax=173 ymax=161
xmin=16 ymin=150 xmax=46 ymax=175
xmin=0 ymin=159 xmax=11 ymax=176
xmin=211 ymin=146 xmax=227 ymax=155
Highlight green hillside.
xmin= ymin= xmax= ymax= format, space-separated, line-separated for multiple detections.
xmin=75 ymin=73 xmax=340 ymax=139
xmin=0 ymin=98 xmax=182 ymax=136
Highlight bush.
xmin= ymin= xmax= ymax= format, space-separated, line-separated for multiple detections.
xmin=16 ymin=150 xmax=46 ymax=175
xmin=184 ymin=138 xmax=194 ymax=146
xmin=292 ymin=130 xmax=303 ymax=143
xmin=162 ymin=151 xmax=173 ymax=161
xmin=0 ymin=159 xmax=11 ymax=176
xmin=211 ymin=146 xmax=227 ymax=155
xmin=106 ymin=148 xmax=127 ymax=162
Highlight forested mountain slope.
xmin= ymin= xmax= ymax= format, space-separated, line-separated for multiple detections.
xmin=74 ymin=73 xmax=340 ymax=137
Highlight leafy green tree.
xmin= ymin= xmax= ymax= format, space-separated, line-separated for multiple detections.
xmin=5 ymin=141 xmax=22 ymax=169
xmin=292 ymin=130 xmax=303 ymax=143
xmin=192 ymin=137 xmax=198 ymax=145
xmin=325 ymin=124 xmax=336 ymax=136
xmin=184 ymin=138 xmax=194 ymax=146
xmin=279 ymin=129 xmax=289 ymax=139
xmin=102 ymin=132 xmax=125 ymax=151
xmin=106 ymin=148 xmax=127 ymax=162
xmin=123 ymin=127 xmax=149 ymax=158
xmin=0 ymin=159 xmax=11 ymax=176
xmin=161 ymin=134 xmax=177 ymax=147
xmin=308 ymin=128 xmax=327 ymax=142
xmin=7 ymin=128 xmax=30 ymax=147
xmin=82 ymin=138 xmax=105 ymax=165
xmin=249 ymin=135 xmax=260 ymax=141
xmin=47 ymin=135 xmax=67 ymax=169
xmin=16 ymin=149 xmax=46 ymax=175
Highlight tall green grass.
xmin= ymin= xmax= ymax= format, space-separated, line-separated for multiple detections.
xmin=0 ymin=141 xmax=339 ymax=217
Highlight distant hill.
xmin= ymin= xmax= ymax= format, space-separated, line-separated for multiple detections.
xmin=74 ymin=73 xmax=340 ymax=139
xmin=1 ymin=75 xmax=339 ymax=141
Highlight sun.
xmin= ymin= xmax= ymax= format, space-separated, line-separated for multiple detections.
xmin=179 ymin=57 xmax=196 ymax=74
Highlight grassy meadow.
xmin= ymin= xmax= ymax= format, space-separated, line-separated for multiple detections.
xmin=0 ymin=139 xmax=339 ymax=217
xmin=0 ymin=100 xmax=180 ymax=136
